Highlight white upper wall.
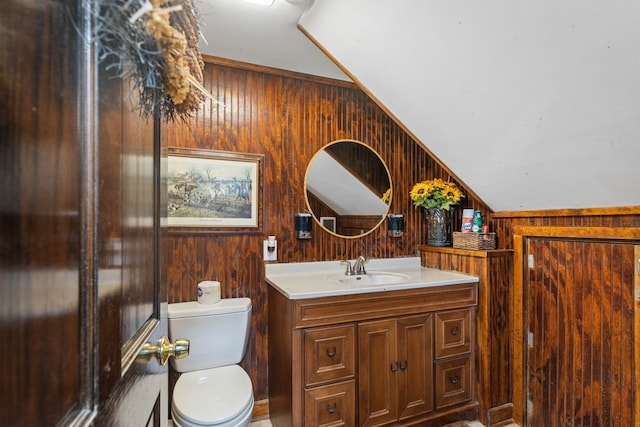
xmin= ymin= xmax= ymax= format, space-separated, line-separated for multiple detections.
xmin=299 ymin=0 xmax=640 ymax=211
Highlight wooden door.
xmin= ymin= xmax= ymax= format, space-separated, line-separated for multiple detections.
xmin=358 ymin=319 xmax=398 ymax=427
xmin=397 ymin=314 xmax=434 ymax=421
xmin=1 ymin=1 xmax=168 ymax=425
xmin=525 ymin=238 xmax=637 ymax=426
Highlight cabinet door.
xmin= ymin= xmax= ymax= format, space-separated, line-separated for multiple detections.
xmin=397 ymin=314 xmax=434 ymax=420
xmin=358 ymin=319 xmax=398 ymax=427
xmin=304 ymin=324 xmax=356 ymax=387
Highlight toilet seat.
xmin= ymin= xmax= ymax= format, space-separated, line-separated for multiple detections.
xmin=172 ymin=365 xmax=254 ymax=427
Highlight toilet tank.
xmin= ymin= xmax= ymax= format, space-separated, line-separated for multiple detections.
xmin=168 ymin=298 xmax=252 ymax=373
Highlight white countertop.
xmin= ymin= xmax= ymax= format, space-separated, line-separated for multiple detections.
xmin=265 ymin=257 xmax=478 ymax=300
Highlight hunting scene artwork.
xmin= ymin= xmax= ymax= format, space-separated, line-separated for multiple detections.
xmin=167 ymin=148 xmax=261 ymax=229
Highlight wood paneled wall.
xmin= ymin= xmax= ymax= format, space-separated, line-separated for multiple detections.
xmin=163 ymin=57 xmax=490 ymax=401
xmin=491 ymin=208 xmax=640 ymax=250
xmin=526 ymin=238 xmax=635 ymax=426
xmin=490 ymin=210 xmax=640 ymax=425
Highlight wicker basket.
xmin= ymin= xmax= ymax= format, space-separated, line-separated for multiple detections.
xmin=452 ymin=232 xmax=497 ymax=250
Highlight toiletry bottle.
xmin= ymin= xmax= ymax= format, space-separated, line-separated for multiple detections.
xmin=472 ymin=210 xmax=483 ymax=233
xmin=461 ymin=208 xmax=474 ymax=232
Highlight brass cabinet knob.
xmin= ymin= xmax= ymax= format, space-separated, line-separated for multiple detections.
xmin=137 ymin=336 xmax=190 ymax=365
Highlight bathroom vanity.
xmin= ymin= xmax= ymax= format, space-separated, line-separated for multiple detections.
xmin=266 ymin=257 xmax=480 ymax=427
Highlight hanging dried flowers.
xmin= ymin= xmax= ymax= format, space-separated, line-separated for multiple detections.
xmin=87 ymin=0 xmax=209 ymax=120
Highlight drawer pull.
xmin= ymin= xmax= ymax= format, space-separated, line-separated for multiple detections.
xmin=399 ymin=360 xmax=408 ymax=371
xmin=326 ymin=346 xmax=337 ymax=357
xmin=326 ymin=403 xmax=337 ymax=414
xmin=390 ymin=362 xmax=398 ymax=372
xmin=450 ymin=326 xmax=459 ymax=336
xmin=450 ymin=375 xmax=460 ymax=385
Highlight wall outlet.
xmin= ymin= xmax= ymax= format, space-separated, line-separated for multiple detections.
xmin=263 ymin=239 xmax=277 ymax=261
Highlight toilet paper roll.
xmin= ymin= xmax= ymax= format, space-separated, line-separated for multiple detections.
xmin=197 ymin=281 xmax=221 ymax=305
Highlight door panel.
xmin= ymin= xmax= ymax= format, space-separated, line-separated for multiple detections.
xmin=94 ymin=320 xmax=167 ymax=427
xmin=1 ymin=1 xmax=167 ymax=425
xmin=1 ymin=0 xmax=86 ymax=424
xmin=526 ymin=239 xmax=635 ymax=426
xmin=93 ymin=10 xmax=167 ymax=425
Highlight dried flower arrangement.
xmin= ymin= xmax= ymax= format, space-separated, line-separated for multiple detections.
xmin=87 ymin=0 xmax=210 ymax=120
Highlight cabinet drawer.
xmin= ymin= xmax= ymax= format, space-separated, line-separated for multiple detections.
xmin=304 ymin=324 xmax=355 ymax=386
xmin=435 ymin=356 xmax=472 ymax=409
xmin=435 ymin=308 xmax=472 ymax=359
xmin=304 ymin=380 xmax=355 ymax=427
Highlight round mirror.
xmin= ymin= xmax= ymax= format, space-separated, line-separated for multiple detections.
xmin=304 ymin=139 xmax=392 ymax=238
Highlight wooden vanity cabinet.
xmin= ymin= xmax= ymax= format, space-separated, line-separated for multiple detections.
xmin=268 ymin=282 xmax=478 ymax=427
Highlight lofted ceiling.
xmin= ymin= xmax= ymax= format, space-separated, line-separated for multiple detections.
xmin=196 ymin=0 xmax=640 ymax=212
xmin=196 ymin=0 xmax=347 ymax=80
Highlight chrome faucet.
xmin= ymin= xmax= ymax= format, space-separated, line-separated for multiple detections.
xmin=341 ymin=256 xmax=369 ymax=275
xmin=353 ymin=255 xmax=368 ymax=275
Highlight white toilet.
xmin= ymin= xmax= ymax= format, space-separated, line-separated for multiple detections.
xmin=168 ymin=298 xmax=254 ymax=427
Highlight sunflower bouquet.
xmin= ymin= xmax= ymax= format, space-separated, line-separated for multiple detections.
xmin=410 ymin=178 xmax=464 ymax=211
xmin=381 ymin=188 xmax=392 ymax=204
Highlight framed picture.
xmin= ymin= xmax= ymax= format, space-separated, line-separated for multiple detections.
xmin=167 ymin=147 xmax=263 ymax=233
xmin=320 ymin=216 xmax=337 ymax=233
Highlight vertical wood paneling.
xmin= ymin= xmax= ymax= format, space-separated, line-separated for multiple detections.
xmin=492 ymin=213 xmax=640 ymax=251
xmin=527 ymin=239 xmax=635 ymax=426
xmin=163 ymin=60 xmax=491 ymax=402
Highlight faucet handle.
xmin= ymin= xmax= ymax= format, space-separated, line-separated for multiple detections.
xmin=355 ymin=255 xmax=369 ymax=275
xmin=340 ymin=260 xmax=355 ymax=275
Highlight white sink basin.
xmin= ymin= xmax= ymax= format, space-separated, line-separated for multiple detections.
xmin=265 ymin=257 xmax=479 ymax=299
xmin=329 ymin=271 xmax=412 ymax=286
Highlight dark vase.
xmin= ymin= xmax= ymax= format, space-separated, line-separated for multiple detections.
xmin=424 ymin=207 xmax=453 ymax=246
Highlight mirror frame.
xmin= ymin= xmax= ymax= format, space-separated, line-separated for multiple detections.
xmin=303 ymin=139 xmax=393 ymax=239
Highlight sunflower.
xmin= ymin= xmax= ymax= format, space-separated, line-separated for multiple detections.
xmin=410 ymin=178 xmax=464 ymax=210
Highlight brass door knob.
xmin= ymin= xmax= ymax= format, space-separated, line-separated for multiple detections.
xmin=137 ymin=336 xmax=190 ymax=365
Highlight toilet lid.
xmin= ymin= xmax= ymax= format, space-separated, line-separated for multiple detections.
xmin=173 ymin=365 xmax=253 ymax=425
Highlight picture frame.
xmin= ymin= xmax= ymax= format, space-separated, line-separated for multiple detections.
xmin=167 ymin=147 xmax=263 ymax=233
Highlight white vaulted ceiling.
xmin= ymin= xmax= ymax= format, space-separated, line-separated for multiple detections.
xmin=197 ymin=0 xmax=640 ymax=212
xmin=196 ymin=0 xmax=348 ymax=80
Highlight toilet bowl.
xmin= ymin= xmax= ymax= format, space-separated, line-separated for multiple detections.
xmin=171 ymin=365 xmax=254 ymax=427
xmin=168 ymin=298 xmax=254 ymax=427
